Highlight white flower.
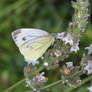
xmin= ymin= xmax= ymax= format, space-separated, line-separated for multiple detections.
xmin=70 ymin=39 xmax=80 ymax=53
xmin=62 ymin=33 xmax=73 ymax=46
xmin=70 ymin=45 xmax=79 ymax=53
xmin=85 ymin=44 xmax=92 ymax=55
xmin=35 ymin=72 xmax=46 ymax=83
xmin=43 ymin=62 xmax=48 ymax=67
xmin=66 ymin=62 xmax=73 ymax=67
xmin=25 ymin=59 xmax=39 ymax=65
xmin=41 ymin=56 xmax=44 ymax=60
xmin=56 ymin=32 xmax=65 ymax=39
xmin=88 ymin=86 xmax=92 ymax=92
xmin=25 ymin=78 xmax=32 ymax=87
xmin=54 ymin=50 xmax=61 ymax=57
xmin=84 ymin=60 xmax=92 ymax=74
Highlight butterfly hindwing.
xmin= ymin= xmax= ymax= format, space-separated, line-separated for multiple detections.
xmin=23 ymin=37 xmax=54 ymax=61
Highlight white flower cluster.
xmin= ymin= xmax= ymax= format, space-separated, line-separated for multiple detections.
xmin=25 ymin=72 xmax=47 ymax=91
xmin=56 ymin=32 xmax=80 ymax=53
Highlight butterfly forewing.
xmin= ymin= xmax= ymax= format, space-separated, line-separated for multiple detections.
xmin=12 ymin=28 xmax=49 ymax=47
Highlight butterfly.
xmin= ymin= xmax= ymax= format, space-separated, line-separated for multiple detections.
xmin=12 ymin=28 xmax=55 ymax=64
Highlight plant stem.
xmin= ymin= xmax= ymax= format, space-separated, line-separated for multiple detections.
xmin=40 ymin=80 xmax=62 ymax=90
xmin=3 ymin=66 xmax=44 ymax=92
xmin=3 ymin=78 xmax=25 ymax=92
xmin=39 ymin=72 xmax=92 ymax=91
xmin=39 ymin=75 xmax=92 ymax=91
xmin=64 ymin=75 xmax=92 ymax=92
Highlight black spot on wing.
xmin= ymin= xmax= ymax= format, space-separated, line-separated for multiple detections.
xmin=22 ymin=37 xmax=26 ymax=41
xmin=12 ymin=30 xmax=21 ymax=40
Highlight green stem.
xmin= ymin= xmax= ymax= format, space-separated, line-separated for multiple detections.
xmin=39 ymin=72 xmax=92 ymax=91
xmin=3 ymin=66 xmax=44 ymax=92
xmin=40 ymin=80 xmax=62 ymax=90
xmin=3 ymin=78 xmax=25 ymax=92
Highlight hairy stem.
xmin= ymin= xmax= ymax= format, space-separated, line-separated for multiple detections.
xmin=40 ymin=80 xmax=62 ymax=90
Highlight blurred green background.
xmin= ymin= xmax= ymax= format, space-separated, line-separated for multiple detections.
xmin=0 ymin=0 xmax=92 ymax=92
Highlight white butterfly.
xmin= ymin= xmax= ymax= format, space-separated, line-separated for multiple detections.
xmin=12 ymin=28 xmax=55 ymax=64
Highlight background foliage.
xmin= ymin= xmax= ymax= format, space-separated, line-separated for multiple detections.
xmin=0 ymin=0 xmax=92 ymax=92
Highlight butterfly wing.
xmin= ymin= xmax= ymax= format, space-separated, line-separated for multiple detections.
xmin=12 ymin=28 xmax=54 ymax=62
xmin=23 ymin=36 xmax=54 ymax=61
xmin=12 ymin=28 xmax=50 ymax=47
